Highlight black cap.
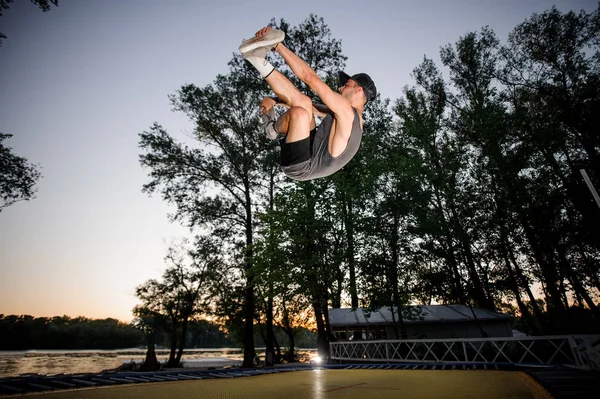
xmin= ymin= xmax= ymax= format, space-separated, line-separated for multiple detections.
xmin=339 ymin=71 xmax=377 ymax=102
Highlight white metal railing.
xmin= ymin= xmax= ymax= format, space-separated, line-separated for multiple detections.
xmin=572 ymin=335 xmax=600 ymax=369
xmin=329 ymin=335 xmax=600 ymax=370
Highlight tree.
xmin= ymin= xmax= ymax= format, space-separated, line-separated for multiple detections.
xmin=499 ymin=6 xmax=600 ymax=327
xmin=133 ymin=236 xmax=220 ymax=367
xmin=275 ymin=181 xmax=339 ymax=360
xmin=329 ymin=97 xmax=391 ymax=310
xmin=138 ymin=7 xmax=600 ymax=354
xmin=264 ymin=15 xmax=351 ymax=362
xmin=0 ymin=0 xmax=58 ymax=46
xmin=394 ymin=59 xmax=474 ymax=309
xmin=388 ymin=4 xmax=600 ymax=334
xmin=361 ymin=96 xmax=425 ymax=338
xmin=131 ymin=307 xmax=162 ymax=371
xmin=139 ymin=50 xmax=269 ymax=367
xmin=0 ymin=133 xmax=42 ymax=212
xmin=0 ymin=314 xmax=142 ymax=350
xmin=140 ymin=13 xmax=358 ymax=366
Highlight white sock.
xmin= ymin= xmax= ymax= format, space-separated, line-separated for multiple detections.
xmin=265 ymin=120 xmax=279 ymax=140
xmin=243 ymin=48 xmax=275 ymax=78
xmin=260 ymin=111 xmax=279 ymax=140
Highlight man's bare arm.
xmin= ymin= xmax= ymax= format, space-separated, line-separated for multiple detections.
xmin=273 ymin=96 xmax=290 ymax=109
xmin=274 ymin=44 xmax=353 ymax=121
xmin=266 ymin=96 xmax=329 ymax=117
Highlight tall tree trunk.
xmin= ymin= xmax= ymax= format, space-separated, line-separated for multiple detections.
xmin=242 ymin=196 xmax=255 ymax=368
xmin=449 ymin=203 xmax=493 ymax=310
xmin=322 ymin=285 xmax=332 ymax=346
xmin=287 ymin=329 xmax=295 ymax=361
xmin=140 ymin=331 xmax=160 ymax=372
xmin=506 ymin=245 xmax=546 ymax=327
xmin=460 ymin=234 xmax=493 ymax=309
xmin=494 ymin=151 xmax=566 ymax=315
xmin=345 ymin=197 xmax=359 ymax=308
xmin=543 ymin=145 xmax=600 ymax=243
xmin=558 ymin=278 xmax=570 ymax=308
xmin=433 ymin=191 xmax=467 ymax=304
xmin=282 ymin=301 xmax=295 ymax=361
xmin=492 ymin=174 xmax=544 ymax=333
xmin=313 ymin=302 xmax=329 ymax=362
xmin=504 ymin=253 xmax=540 ymax=335
xmin=274 ymin=332 xmax=281 ymax=362
xmin=167 ymin=325 xmax=178 ymax=367
xmin=265 ymin=287 xmax=275 ymax=366
xmin=556 ymin=244 xmax=600 ymax=320
xmin=303 ymin=187 xmax=330 ymax=362
xmin=440 ymin=216 xmax=466 ymax=303
xmin=265 ymin=166 xmax=276 ymax=366
xmin=389 ymin=211 xmax=407 ymax=339
xmin=389 ymin=304 xmax=399 ymax=339
xmin=520 ymin=219 xmax=565 ymax=313
xmin=175 ymin=317 xmax=189 ymax=364
xmin=331 ymin=265 xmax=343 ymax=309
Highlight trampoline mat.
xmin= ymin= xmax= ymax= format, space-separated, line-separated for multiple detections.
xmin=21 ymin=369 xmax=552 ymax=399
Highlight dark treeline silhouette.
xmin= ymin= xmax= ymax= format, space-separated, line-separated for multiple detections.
xmin=0 ymin=315 xmax=141 ymax=350
xmin=0 ymin=315 xmax=244 ymax=350
xmin=0 ymin=314 xmax=315 ymax=351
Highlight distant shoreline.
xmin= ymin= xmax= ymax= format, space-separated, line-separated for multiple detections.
xmin=0 ymin=347 xmax=317 ymax=354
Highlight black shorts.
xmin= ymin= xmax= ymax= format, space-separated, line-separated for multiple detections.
xmin=280 ymin=128 xmax=316 ymax=167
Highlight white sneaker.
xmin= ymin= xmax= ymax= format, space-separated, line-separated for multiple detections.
xmin=243 ymin=46 xmax=270 ymax=61
xmin=239 ymin=29 xmax=285 ymax=56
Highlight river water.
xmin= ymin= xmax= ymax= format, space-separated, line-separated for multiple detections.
xmin=0 ymin=348 xmax=316 ymax=378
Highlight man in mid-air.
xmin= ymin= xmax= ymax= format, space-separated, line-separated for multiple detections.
xmin=239 ymin=27 xmax=377 ymax=181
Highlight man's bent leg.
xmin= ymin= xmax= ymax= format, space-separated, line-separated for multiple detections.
xmin=240 ymin=28 xmax=315 ymax=145
xmin=274 ymin=44 xmax=317 ymax=87
xmin=279 ymin=123 xmax=315 ymax=181
xmin=264 ymin=70 xmax=314 ymax=143
xmin=275 ymin=106 xmax=311 ymax=144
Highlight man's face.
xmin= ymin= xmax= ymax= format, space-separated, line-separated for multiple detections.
xmin=339 ymin=79 xmax=361 ymax=99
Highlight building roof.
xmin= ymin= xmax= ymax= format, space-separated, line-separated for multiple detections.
xmin=328 ymin=305 xmax=511 ymax=327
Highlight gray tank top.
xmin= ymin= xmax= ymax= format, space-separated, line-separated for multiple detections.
xmin=307 ymin=107 xmax=363 ymax=179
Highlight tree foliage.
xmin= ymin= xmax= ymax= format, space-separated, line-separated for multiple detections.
xmin=133 ymin=236 xmax=221 ymax=367
xmin=0 ymin=315 xmax=140 ymax=350
xmin=0 ymin=133 xmax=42 ymax=212
xmin=136 ymin=6 xmax=600 ymax=368
xmin=0 ymin=0 xmax=58 ymax=46
xmin=0 ymin=314 xmax=240 ymax=351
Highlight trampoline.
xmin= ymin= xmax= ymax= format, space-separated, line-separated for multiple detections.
xmin=0 ymin=363 xmax=573 ymax=399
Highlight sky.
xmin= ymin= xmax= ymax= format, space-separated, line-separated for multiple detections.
xmin=0 ymin=0 xmax=597 ymax=323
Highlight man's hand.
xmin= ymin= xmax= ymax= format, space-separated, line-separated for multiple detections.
xmin=260 ymin=96 xmax=277 ymax=115
xmin=255 ymin=26 xmax=272 ymax=38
